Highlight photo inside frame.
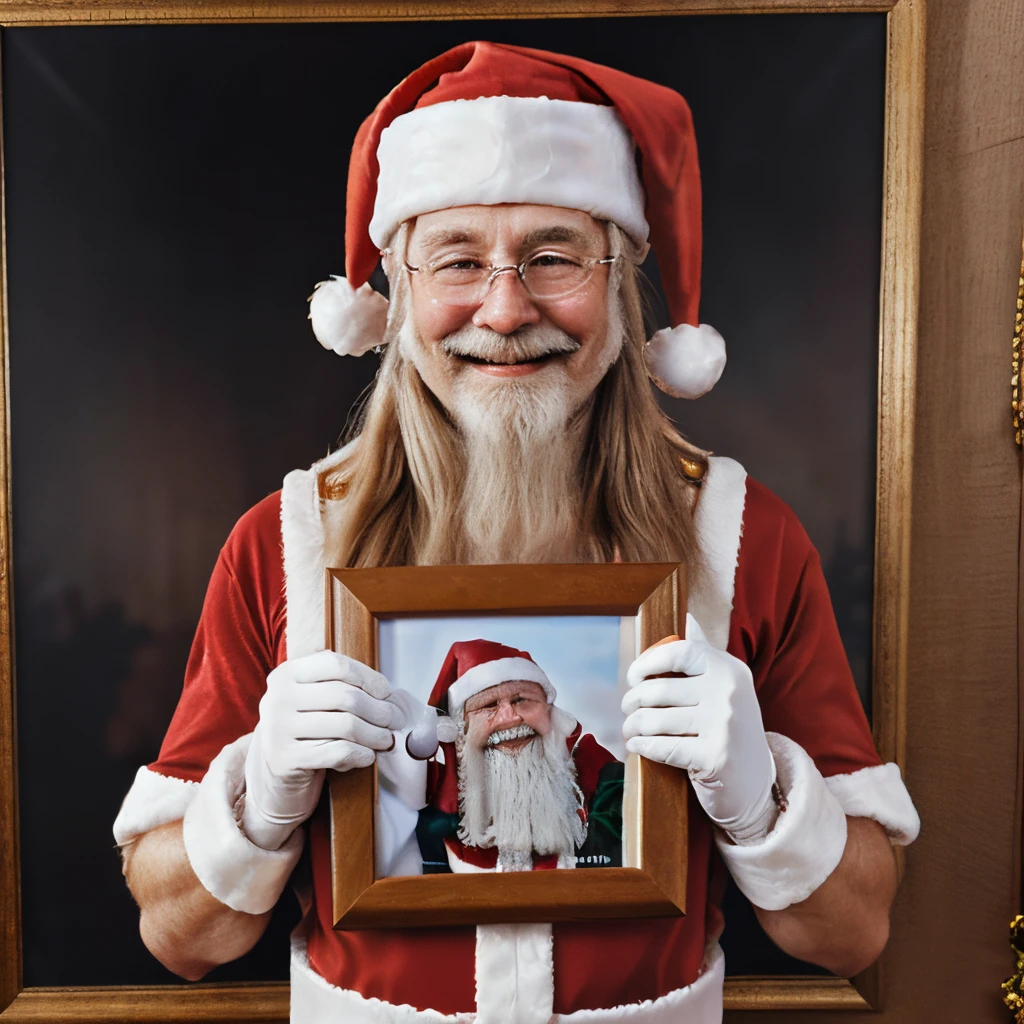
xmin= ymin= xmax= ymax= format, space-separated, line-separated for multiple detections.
xmin=377 ymin=615 xmax=636 ymax=878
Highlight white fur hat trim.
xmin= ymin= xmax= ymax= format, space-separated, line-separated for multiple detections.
xmin=369 ymin=96 xmax=648 ymax=248
xmin=645 ymin=322 xmax=727 ymax=399
xmin=308 ymin=276 xmax=388 ymax=357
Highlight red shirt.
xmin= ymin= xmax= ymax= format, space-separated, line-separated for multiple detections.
xmin=152 ymin=477 xmax=880 ymax=1014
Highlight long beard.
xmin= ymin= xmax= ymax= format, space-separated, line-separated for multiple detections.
xmin=454 ymin=361 xmax=582 ymax=565
xmin=456 ymin=720 xmax=587 ymax=871
xmin=399 ymin=316 xmax=611 ymax=564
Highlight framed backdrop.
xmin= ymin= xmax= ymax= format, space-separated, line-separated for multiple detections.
xmin=0 ymin=1 xmax=923 ymax=1021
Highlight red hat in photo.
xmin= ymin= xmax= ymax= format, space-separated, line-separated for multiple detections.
xmin=308 ymin=41 xmax=726 ymax=400
xmin=428 ymin=638 xmax=555 ymax=721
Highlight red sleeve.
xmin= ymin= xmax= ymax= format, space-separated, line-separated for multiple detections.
xmin=728 ymin=478 xmax=881 ymax=778
xmin=149 ymin=492 xmax=287 ymax=782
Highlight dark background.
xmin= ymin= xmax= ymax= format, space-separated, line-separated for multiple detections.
xmin=5 ymin=14 xmax=884 ymax=987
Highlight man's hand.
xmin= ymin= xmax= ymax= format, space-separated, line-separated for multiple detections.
xmin=621 ymin=613 xmax=778 ymax=845
xmin=243 ymin=650 xmax=402 ymax=850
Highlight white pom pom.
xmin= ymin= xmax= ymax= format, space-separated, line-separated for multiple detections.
xmin=308 ymin=276 xmax=388 ymax=357
xmin=644 ymin=323 xmax=727 ymax=399
xmin=436 ymin=716 xmax=460 ymax=745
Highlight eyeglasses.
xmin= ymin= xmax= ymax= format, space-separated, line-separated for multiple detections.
xmin=381 ymin=248 xmax=617 ymax=306
xmin=464 ymin=694 xmax=545 ymax=721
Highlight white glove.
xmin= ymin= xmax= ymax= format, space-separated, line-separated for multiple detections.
xmin=622 ymin=614 xmax=778 ymax=845
xmin=242 ymin=650 xmax=401 ymax=851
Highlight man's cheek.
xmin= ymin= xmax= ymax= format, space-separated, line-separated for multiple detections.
xmin=530 ymin=710 xmax=554 ymax=736
xmin=551 ymin=287 xmax=607 ymax=336
xmin=464 ymin=715 xmax=489 ymax=747
xmin=410 ymin=295 xmax=464 ymax=344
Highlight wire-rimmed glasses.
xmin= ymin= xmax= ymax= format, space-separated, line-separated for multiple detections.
xmin=382 ymin=248 xmax=618 ymax=305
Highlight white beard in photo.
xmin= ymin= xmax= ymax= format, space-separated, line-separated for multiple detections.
xmin=456 ymin=713 xmax=587 ymax=872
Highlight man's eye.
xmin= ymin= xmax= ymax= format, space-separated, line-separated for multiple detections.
xmin=434 ymin=259 xmax=483 ymax=274
xmin=529 ymin=253 xmax=581 ymax=268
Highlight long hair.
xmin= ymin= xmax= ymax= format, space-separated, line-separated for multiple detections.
xmin=322 ymin=223 xmax=705 ymax=570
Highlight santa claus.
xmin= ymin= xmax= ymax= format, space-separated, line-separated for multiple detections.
xmin=406 ymin=638 xmax=623 ymax=876
xmin=112 ymin=40 xmax=920 ymax=1024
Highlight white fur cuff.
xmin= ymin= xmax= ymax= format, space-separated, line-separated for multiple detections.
xmin=182 ymin=733 xmax=304 ymax=915
xmin=715 ymin=732 xmax=847 ymax=911
xmin=113 ymin=766 xmax=199 ymax=848
xmin=825 ymin=762 xmax=920 ymax=845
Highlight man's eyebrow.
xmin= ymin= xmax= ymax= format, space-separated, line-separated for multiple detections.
xmin=415 ymin=227 xmax=483 ymax=250
xmin=520 ymin=225 xmax=597 ymax=250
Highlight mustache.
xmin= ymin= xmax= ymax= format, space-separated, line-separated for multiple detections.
xmin=441 ymin=325 xmax=581 ymax=364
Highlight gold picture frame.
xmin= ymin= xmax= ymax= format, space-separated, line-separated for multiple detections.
xmin=326 ymin=562 xmax=687 ymax=929
xmin=0 ymin=0 xmax=925 ymax=1020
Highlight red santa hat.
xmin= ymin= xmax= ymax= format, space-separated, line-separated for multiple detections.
xmin=309 ymin=41 xmax=726 ymax=400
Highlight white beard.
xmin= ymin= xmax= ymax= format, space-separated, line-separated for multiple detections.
xmin=456 ymin=718 xmax=587 ymax=872
xmin=397 ymin=312 xmax=623 ymax=565
xmin=455 ymin=363 xmax=580 ymax=565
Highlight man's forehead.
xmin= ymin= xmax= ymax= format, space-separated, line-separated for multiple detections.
xmin=409 ymin=204 xmax=606 ymax=252
xmin=464 ymin=678 xmax=548 ymax=710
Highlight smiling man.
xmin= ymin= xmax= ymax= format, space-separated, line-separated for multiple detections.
xmin=413 ymin=639 xmax=623 ymax=876
xmin=112 ymin=41 xmax=920 ymax=1024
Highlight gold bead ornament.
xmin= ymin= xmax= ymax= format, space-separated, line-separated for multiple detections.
xmin=679 ymin=456 xmax=707 ymax=484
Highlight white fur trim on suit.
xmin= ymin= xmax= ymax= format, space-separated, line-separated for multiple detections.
xmin=289 ymin=936 xmax=725 ymax=1023
xmin=447 ymin=657 xmax=553 ymax=715
xmin=181 ymin=732 xmax=304 ymax=915
xmin=476 ymin=924 xmax=554 ymax=1024
xmin=716 ymin=732 xmax=847 ymax=912
xmin=688 ymin=456 xmax=747 ymax=650
xmin=645 ymin=323 xmax=726 ymax=400
xmin=825 ymin=762 xmax=920 ymax=845
xmin=281 ymin=443 xmax=355 ymax=660
xmin=443 ymin=849 xmax=558 ymax=1021
xmin=369 ymin=97 xmax=649 ymax=248
xmin=112 ymin=766 xmax=198 ymax=847
xmin=281 ymin=467 xmax=327 ymax=660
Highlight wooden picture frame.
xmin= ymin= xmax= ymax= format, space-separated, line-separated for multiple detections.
xmin=326 ymin=562 xmax=687 ymax=929
xmin=0 ymin=1 xmax=927 ymax=1021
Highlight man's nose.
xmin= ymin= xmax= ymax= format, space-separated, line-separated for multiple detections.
xmin=491 ymin=699 xmax=522 ymax=729
xmin=471 ymin=269 xmax=542 ymax=335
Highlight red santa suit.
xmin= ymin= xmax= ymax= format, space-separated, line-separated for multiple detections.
xmin=113 ymin=453 xmax=920 ymax=1023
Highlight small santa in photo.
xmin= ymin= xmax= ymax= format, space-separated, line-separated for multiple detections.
xmin=415 ymin=638 xmax=624 ymax=874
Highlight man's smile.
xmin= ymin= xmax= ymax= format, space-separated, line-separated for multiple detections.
xmin=457 ymin=350 xmax=567 ymax=376
xmin=486 ymin=723 xmax=538 ymax=749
